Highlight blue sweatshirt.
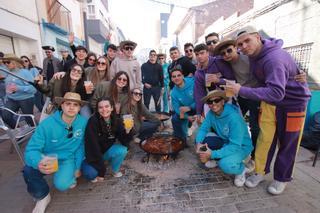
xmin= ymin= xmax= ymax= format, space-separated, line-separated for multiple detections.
xmin=5 ymin=68 xmax=36 ymax=100
xmin=171 ymin=77 xmax=195 ymax=118
xmin=239 ymin=38 xmax=311 ymax=108
xmin=196 ymin=104 xmax=253 ymax=159
xmin=24 ymin=111 xmax=87 ymax=171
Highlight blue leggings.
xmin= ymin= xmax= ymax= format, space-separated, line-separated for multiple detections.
xmin=81 ymin=144 xmax=127 ymax=180
xmin=23 ymin=159 xmax=77 ymax=199
xmin=202 ymin=136 xmax=249 ymax=175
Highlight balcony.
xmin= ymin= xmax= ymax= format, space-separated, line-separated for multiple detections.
xmin=46 ymin=0 xmax=72 ymax=32
xmin=86 ymin=19 xmax=109 ymax=43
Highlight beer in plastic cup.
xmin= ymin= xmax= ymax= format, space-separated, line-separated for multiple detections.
xmin=42 ymin=154 xmax=58 ymax=172
xmin=123 ymin=114 xmax=134 ymax=133
xmin=84 ymin=81 xmax=93 ymax=94
xmin=225 ymin=80 xmax=236 ymax=97
xmin=199 ymin=145 xmax=210 ymax=163
xmin=205 ymin=74 xmax=212 ymax=87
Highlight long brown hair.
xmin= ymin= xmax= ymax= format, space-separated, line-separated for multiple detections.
xmin=88 ymin=56 xmax=109 ymax=85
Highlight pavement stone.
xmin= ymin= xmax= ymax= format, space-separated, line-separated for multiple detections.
xmin=1 ymin=131 xmax=320 ymax=213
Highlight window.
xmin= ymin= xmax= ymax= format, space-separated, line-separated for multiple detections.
xmin=88 ymin=5 xmax=95 ymax=14
xmin=284 ymin=43 xmax=313 ymax=73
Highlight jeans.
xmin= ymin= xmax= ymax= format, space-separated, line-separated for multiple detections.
xmin=81 ymin=144 xmax=128 ymax=180
xmin=143 ymin=86 xmax=161 ymax=112
xmin=238 ymin=96 xmax=260 ymax=158
xmin=3 ymin=97 xmax=35 ymax=128
xmin=23 ymin=160 xmax=77 ymax=199
xmin=34 ymin=91 xmax=44 ymax=112
xmin=162 ymin=86 xmax=169 ymax=113
xmin=80 ymin=104 xmax=92 ymax=119
xmin=138 ymin=121 xmax=160 ymax=141
xmin=171 ymin=110 xmax=196 ymax=141
xmin=202 ymin=136 xmax=249 ymax=175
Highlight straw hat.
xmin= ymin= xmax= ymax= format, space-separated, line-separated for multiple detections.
xmin=213 ymin=39 xmax=236 ymax=56
xmin=55 ymin=92 xmax=88 ymax=106
xmin=119 ymin=40 xmax=137 ymax=49
xmin=201 ymin=90 xmax=228 ymax=103
xmin=2 ymin=53 xmax=24 ymax=65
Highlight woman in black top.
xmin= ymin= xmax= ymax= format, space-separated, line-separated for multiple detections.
xmin=81 ymin=97 xmax=133 ymax=182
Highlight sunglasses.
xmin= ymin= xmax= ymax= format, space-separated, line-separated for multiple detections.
xmin=172 ymin=74 xmax=182 ymax=78
xmin=220 ymin=48 xmax=233 ymax=56
xmin=185 ymin=49 xmax=193 ymax=53
xmin=97 ymin=61 xmax=106 ymax=65
xmin=22 ymin=59 xmax=29 ymax=63
xmin=66 ymin=126 xmax=73 ymax=138
xmin=88 ymin=58 xmax=96 ymax=62
xmin=124 ymin=46 xmax=134 ymax=51
xmin=71 ymin=68 xmax=83 ymax=74
xmin=117 ymin=77 xmax=128 ymax=82
xmin=159 ymin=57 xmax=164 ymax=60
xmin=3 ymin=60 xmax=11 ymax=65
xmin=132 ymin=92 xmax=143 ymax=97
xmin=206 ymin=98 xmax=223 ymax=105
xmin=45 ymin=51 xmax=51 ymax=54
xmin=206 ymin=40 xmax=219 ymax=46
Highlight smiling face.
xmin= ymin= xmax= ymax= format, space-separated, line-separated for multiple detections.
xmin=171 ymin=70 xmax=184 ymax=87
xmin=132 ymin=88 xmax=143 ymax=103
xmin=116 ymin=74 xmax=128 ymax=88
xmin=97 ymin=99 xmax=113 ymax=119
xmin=122 ymin=45 xmax=134 ymax=58
xmin=96 ymin=57 xmax=107 ymax=71
xmin=75 ymin=49 xmax=87 ymax=61
xmin=69 ymin=65 xmax=83 ymax=81
xmin=207 ymin=97 xmax=225 ymax=115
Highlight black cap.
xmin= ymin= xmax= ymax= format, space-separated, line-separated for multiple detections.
xmin=75 ymin=45 xmax=88 ymax=53
xmin=42 ymin=46 xmax=55 ymax=51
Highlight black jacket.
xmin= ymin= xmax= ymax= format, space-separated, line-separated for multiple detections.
xmin=63 ymin=58 xmax=89 ymax=72
xmin=168 ymin=56 xmax=196 ymax=88
xmin=141 ymin=61 xmax=164 ymax=87
xmin=84 ymin=113 xmax=133 ymax=177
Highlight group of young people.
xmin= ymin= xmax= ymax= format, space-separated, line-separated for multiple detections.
xmin=0 ymin=25 xmax=311 ymax=213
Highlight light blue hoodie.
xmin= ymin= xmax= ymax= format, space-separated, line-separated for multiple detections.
xmin=5 ymin=68 xmax=36 ymax=100
xmin=196 ymin=103 xmax=253 ymax=159
xmin=25 ymin=111 xmax=87 ymax=171
xmin=171 ymin=77 xmax=195 ymax=118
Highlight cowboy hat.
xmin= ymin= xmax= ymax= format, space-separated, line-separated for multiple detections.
xmin=213 ymin=39 xmax=236 ymax=56
xmin=119 ymin=40 xmax=137 ymax=49
xmin=201 ymin=90 xmax=228 ymax=103
xmin=2 ymin=53 xmax=24 ymax=65
xmin=55 ymin=92 xmax=88 ymax=106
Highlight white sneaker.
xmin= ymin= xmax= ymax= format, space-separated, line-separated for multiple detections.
xmin=113 ymin=171 xmax=123 ymax=178
xmin=32 ymin=193 xmax=51 ymax=213
xmin=205 ymin=160 xmax=217 ymax=168
xmin=134 ymin=137 xmax=141 ymax=144
xmin=267 ymin=180 xmax=287 ymax=195
xmin=245 ymin=173 xmax=264 ymax=188
xmin=188 ymin=128 xmax=193 ymax=137
xmin=69 ymin=182 xmax=77 ymax=189
xmin=234 ymin=169 xmax=246 ymax=187
xmin=90 ymin=178 xmax=98 ymax=183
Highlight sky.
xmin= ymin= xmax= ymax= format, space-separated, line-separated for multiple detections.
xmin=108 ymin=0 xmax=205 ymax=51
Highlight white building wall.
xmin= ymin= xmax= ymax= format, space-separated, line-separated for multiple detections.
xmin=0 ymin=0 xmax=43 ymax=66
xmin=88 ymin=37 xmax=103 ymax=56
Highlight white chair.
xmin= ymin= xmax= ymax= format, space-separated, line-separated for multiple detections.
xmin=0 ymin=107 xmax=36 ymax=165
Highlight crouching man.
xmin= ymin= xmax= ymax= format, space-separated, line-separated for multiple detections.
xmin=23 ymin=92 xmax=87 ymax=213
xmin=195 ymin=90 xmax=253 ymax=187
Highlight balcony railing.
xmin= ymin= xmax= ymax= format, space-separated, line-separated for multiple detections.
xmin=46 ymin=0 xmax=72 ymax=32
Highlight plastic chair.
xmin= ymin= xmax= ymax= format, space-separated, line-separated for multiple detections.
xmin=0 ymin=107 xmax=36 ymax=165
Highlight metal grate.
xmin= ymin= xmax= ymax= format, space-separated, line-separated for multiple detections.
xmin=284 ymin=43 xmax=313 ymax=73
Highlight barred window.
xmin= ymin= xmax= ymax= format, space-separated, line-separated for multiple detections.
xmin=284 ymin=43 xmax=313 ymax=73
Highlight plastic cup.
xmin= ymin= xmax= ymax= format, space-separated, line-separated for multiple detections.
xmin=84 ymin=80 xmax=93 ymax=94
xmin=199 ymin=145 xmax=209 ymax=163
xmin=42 ymin=154 xmax=58 ymax=172
xmin=205 ymin=74 xmax=212 ymax=87
xmin=225 ymin=80 xmax=236 ymax=97
xmin=123 ymin=114 xmax=134 ymax=133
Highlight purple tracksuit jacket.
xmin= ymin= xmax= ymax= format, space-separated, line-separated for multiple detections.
xmin=239 ymin=38 xmax=311 ymax=108
xmin=194 ymin=56 xmax=235 ymax=115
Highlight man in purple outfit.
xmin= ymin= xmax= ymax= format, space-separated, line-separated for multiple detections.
xmin=228 ymin=26 xmax=311 ymax=195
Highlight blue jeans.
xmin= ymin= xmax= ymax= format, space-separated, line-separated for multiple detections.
xmin=23 ymin=160 xmax=77 ymax=199
xmin=143 ymin=86 xmax=161 ymax=112
xmin=81 ymin=144 xmax=128 ymax=180
xmin=34 ymin=91 xmax=44 ymax=112
xmin=202 ymin=136 xmax=248 ymax=175
xmin=138 ymin=121 xmax=160 ymax=141
xmin=162 ymin=86 xmax=169 ymax=113
xmin=172 ymin=110 xmax=196 ymax=141
xmin=3 ymin=97 xmax=35 ymax=128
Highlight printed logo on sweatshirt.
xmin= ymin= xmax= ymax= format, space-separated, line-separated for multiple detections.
xmin=74 ymin=129 xmax=83 ymax=139
xmin=222 ymin=126 xmax=229 ymax=137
